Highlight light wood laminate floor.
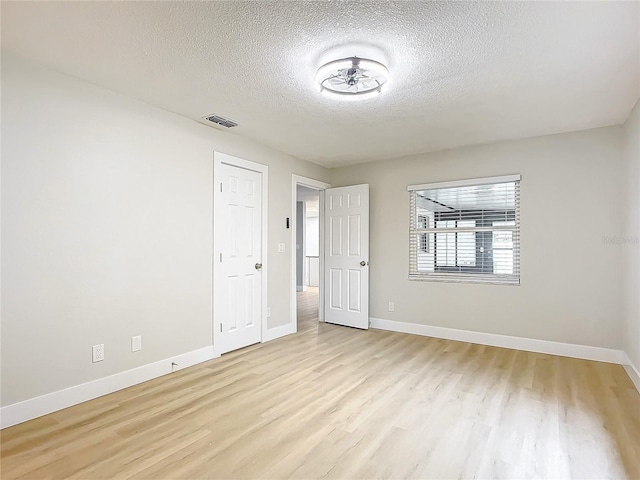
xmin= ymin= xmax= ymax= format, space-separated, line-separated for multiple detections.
xmin=1 ymin=288 xmax=639 ymax=479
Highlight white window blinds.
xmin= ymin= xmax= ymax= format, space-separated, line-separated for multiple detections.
xmin=408 ymin=175 xmax=521 ymax=285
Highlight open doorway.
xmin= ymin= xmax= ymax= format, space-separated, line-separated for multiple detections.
xmin=291 ymin=175 xmax=330 ymax=334
xmin=296 ymin=185 xmax=320 ymax=332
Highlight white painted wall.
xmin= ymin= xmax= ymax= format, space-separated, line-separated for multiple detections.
xmin=305 ymin=216 xmax=319 ymax=257
xmin=305 ymin=216 xmax=320 ymax=287
xmin=0 ymin=55 xmax=329 ymax=407
xmin=623 ymin=100 xmax=640 ymax=373
xmin=296 ymin=201 xmax=305 ymax=290
xmin=330 ymin=126 xmax=626 ymax=349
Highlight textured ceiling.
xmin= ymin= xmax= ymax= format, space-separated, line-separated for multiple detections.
xmin=2 ymin=1 xmax=639 ymax=168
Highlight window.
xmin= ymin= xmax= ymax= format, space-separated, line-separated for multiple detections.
xmin=418 ymin=215 xmax=429 ymax=252
xmin=408 ymin=175 xmax=520 ymax=284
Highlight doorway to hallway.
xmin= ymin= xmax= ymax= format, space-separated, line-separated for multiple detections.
xmin=295 ymin=184 xmax=321 ymax=330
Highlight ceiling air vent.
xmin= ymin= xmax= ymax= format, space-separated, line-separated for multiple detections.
xmin=203 ymin=114 xmax=238 ymax=128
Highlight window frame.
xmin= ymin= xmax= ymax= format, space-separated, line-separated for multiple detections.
xmin=408 ymin=175 xmax=521 ymax=285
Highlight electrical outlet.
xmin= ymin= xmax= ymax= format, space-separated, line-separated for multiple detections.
xmin=267 ymin=307 xmax=271 ymax=317
xmin=92 ymin=344 xmax=104 ymax=363
xmin=278 ymin=243 xmax=286 ymax=253
xmin=388 ymin=302 xmax=395 ymax=312
xmin=131 ymin=335 xmax=142 ymax=352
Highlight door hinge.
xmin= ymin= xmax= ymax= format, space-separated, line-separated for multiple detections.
xmin=220 ymin=253 xmax=222 ymax=262
xmin=220 ymin=183 xmax=223 ymax=192
xmin=220 ymin=323 xmax=223 ymax=333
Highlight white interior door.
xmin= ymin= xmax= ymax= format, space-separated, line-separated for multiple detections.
xmin=324 ymin=184 xmax=369 ymax=329
xmin=215 ymin=163 xmax=262 ymax=354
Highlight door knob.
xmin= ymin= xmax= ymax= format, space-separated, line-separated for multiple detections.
xmin=360 ymin=261 xmax=367 ymax=267
xmin=255 ymin=263 xmax=262 ymax=270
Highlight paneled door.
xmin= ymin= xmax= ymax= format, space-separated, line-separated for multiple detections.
xmin=215 ymin=162 xmax=263 ymax=354
xmin=324 ymin=184 xmax=370 ymax=329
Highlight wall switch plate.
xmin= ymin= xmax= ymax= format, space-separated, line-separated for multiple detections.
xmin=92 ymin=344 xmax=104 ymax=363
xmin=267 ymin=307 xmax=271 ymax=317
xmin=278 ymin=243 xmax=285 ymax=253
xmin=388 ymin=302 xmax=395 ymax=312
xmin=131 ymin=335 xmax=142 ymax=352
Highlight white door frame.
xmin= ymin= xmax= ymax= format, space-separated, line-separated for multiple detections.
xmin=291 ymin=175 xmax=331 ymax=330
xmin=213 ymin=152 xmax=269 ymax=355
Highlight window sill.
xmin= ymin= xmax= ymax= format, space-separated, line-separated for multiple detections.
xmin=408 ymin=274 xmax=520 ymax=286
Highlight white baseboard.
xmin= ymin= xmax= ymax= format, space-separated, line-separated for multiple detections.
xmin=370 ymin=318 xmax=624 ymax=364
xmin=263 ymin=322 xmax=296 ymax=342
xmin=0 ymin=346 xmax=217 ymax=429
xmin=621 ymin=352 xmax=640 ymax=393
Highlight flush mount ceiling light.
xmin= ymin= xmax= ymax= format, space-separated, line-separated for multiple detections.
xmin=316 ymin=56 xmax=389 ymax=100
